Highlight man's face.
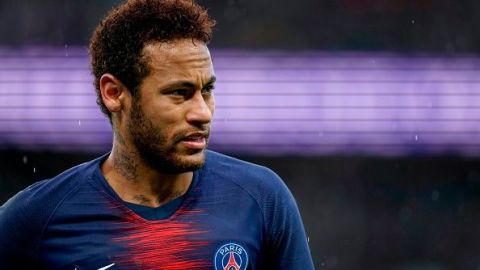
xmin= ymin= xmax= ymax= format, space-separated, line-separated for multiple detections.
xmin=126 ymin=39 xmax=215 ymax=174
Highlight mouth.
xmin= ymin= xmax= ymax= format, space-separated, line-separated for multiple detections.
xmin=179 ymin=132 xmax=208 ymax=150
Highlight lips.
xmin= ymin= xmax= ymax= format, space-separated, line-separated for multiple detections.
xmin=183 ymin=134 xmax=206 ymax=142
xmin=179 ymin=131 xmax=208 ymax=150
xmin=182 ymin=132 xmax=208 ymax=141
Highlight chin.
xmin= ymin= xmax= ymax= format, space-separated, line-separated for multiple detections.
xmin=175 ymin=149 xmax=206 ymax=167
xmin=154 ymin=149 xmax=206 ymax=174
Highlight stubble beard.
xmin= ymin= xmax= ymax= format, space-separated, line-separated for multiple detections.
xmin=127 ymin=98 xmax=207 ymax=174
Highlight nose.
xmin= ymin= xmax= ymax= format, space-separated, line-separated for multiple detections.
xmin=185 ymin=91 xmax=214 ymax=126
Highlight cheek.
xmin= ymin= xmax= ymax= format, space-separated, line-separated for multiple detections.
xmin=141 ymin=112 xmax=177 ymax=137
xmin=145 ymin=103 xmax=181 ymax=126
xmin=208 ymin=97 xmax=215 ymax=115
xmin=153 ymin=114 xmax=185 ymax=138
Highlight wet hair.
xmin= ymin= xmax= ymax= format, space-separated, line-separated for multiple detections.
xmin=89 ymin=0 xmax=215 ymax=121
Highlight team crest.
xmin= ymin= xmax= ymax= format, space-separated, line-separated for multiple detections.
xmin=214 ymin=243 xmax=249 ymax=270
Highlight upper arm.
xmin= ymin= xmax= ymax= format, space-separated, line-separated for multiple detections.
xmin=263 ymin=172 xmax=315 ymax=269
xmin=0 ymin=189 xmax=42 ymax=268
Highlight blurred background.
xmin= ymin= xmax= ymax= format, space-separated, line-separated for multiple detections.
xmin=1 ymin=0 xmax=480 ymax=269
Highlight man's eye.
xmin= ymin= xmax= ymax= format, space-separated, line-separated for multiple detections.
xmin=202 ymin=86 xmax=215 ymax=95
xmin=169 ymin=89 xmax=188 ymax=96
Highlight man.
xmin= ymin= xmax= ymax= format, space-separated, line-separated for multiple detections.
xmin=0 ymin=0 xmax=314 ymax=269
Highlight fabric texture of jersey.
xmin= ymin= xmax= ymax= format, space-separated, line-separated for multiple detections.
xmin=0 ymin=150 xmax=314 ymax=270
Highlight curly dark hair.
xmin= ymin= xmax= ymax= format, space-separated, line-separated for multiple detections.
xmin=89 ymin=0 xmax=215 ymax=121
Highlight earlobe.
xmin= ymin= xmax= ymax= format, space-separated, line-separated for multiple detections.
xmin=99 ymin=74 xmax=124 ymax=113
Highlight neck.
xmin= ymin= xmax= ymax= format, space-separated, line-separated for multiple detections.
xmin=101 ymin=139 xmax=193 ymax=208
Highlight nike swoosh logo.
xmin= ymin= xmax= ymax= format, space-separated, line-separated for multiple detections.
xmin=97 ymin=263 xmax=115 ymax=270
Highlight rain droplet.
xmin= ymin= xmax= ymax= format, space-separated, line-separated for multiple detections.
xmin=432 ymin=190 xmax=440 ymax=201
xmin=414 ymin=134 xmax=419 ymax=141
xmin=22 ymin=156 xmax=28 ymax=164
xmin=307 ymin=236 xmax=310 ymax=243
xmin=78 ymin=120 xmax=82 ymax=126
xmin=445 ymin=42 xmax=455 ymax=52
xmin=33 ymin=167 xmax=36 ymax=173
xmin=64 ymin=44 xmax=69 ymax=57
xmin=411 ymin=19 xmax=415 ymax=24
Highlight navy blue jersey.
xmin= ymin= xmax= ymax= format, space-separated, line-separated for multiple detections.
xmin=0 ymin=151 xmax=314 ymax=269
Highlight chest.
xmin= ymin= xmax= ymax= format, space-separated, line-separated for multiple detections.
xmin=39 ymin=200 xmax=265 ymax=270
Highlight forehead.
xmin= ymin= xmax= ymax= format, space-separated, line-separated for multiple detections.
xmin=142 ymin=39 xmax=213 ymax=74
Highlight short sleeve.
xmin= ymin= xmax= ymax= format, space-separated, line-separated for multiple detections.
xmin=0 ymin=182 xmax=48 ymax=268
xmin=263 ymin=172 xmax=315 ymax=269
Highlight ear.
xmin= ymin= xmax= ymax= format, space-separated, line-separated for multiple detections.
xmin=99 ymin=74 xmax=128 ymax=114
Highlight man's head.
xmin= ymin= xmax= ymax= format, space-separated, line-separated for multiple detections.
xmin=90 ymin=0 xmax=215 ymax=120
xmin=89 ymin=0 xmax=216 ymax=173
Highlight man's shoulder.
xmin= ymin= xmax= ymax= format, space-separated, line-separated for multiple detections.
xmin=0 ymin=156 xmax=103 ymax=226
xmin=204 ymin=150 xmax=288 ymax=196
xmin=0 ymin=156 xmax=104 ymax=257
xmin=11 ymin=157 xmax=98 ymax=200
xmin=205 ymin=150 xmax=280 ymax=180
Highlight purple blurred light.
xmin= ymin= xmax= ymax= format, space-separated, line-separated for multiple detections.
xmin=1 ymin=47 xmax=480 ymax=156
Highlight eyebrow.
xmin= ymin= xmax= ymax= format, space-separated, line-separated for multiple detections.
xmin=202 ymin=76 xmax=217 ymax=89
xmin=163 ymin=76 xmax=217 ymax=90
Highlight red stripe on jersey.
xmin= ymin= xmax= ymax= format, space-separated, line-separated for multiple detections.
xmin=113 ymin=207 xmax=211 ymax=269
